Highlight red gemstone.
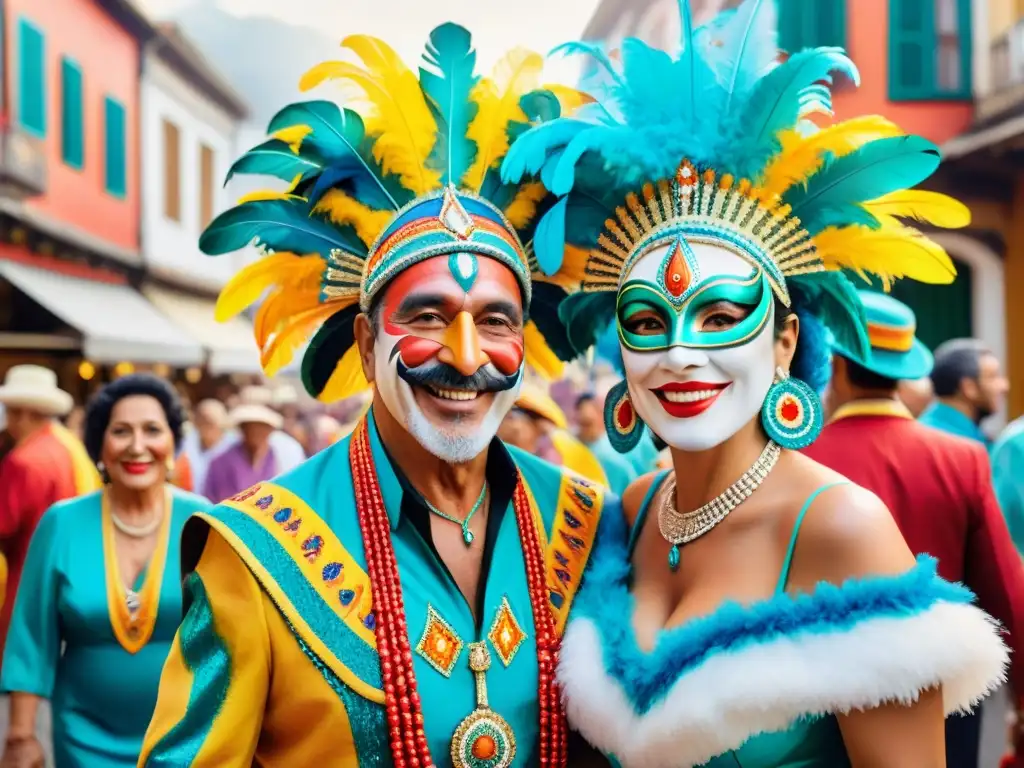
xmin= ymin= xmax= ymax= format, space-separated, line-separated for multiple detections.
xmin=616 ymin=398 xmax=634 ymax=430
xmin=472 ymin=735 xmax=497 ymax=760
xmin=780 ymin=397 xmax=800 ymax=423
xmin=662 ymin=241 xmax=692 ymax=298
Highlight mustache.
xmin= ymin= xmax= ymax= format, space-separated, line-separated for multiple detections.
xmin=397 ymin=359 xmax=520 ymax=394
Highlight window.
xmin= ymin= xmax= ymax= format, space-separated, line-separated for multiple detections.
xmin=199 ymin=143 xmax=215 ymax=228
xmin=163 ymin=120 xmax=180 ymax=221
xmin=889 ymin=0 xmax=972 ymax=100
xmin=61 ymin=58 xmax=84 ymax=169
xmin=17 ymin=18 xmax=46 ymax=137
xmin=778 ymin=0 xmax=846 ymax=53
xmin=104 ymin=96 xmax=127 ymax=198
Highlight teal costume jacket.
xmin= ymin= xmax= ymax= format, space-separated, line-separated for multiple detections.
xmin=139 ymin=411 xmax=609 ymax=767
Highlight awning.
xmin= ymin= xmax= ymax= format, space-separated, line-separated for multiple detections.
xmin=0 ymin=260 xmax=204 ymax=366
xmin=142 ymin=284 xmax=261 ymax=375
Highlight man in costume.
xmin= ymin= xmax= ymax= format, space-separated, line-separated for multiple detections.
xmin=139 ymin=24 xmax=605 ymax=768
xmin=804 ymin=291 xmax=1024 ymax=768
xmin=0 ymin=365 xmax=100 ymax=659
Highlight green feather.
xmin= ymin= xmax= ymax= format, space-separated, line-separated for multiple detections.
xmin=783 ymin=136 xmax=941 ymax=225
xmin=798 ymin=203 xmax=881 ymax=237
xmin=420 ymin=23 xmax=479 ymax=185
xmin=301 ymin=305 xmax=360 ymax=398
xmin=199 ymin=199 xmax=363 ymax=257
xmin=789 ymin=272 xmax=869 ymax=359
xmin=558 ymin=291 xmax=618 ymax=356
xmin=223 ymin=139 xmax=323 ymax=186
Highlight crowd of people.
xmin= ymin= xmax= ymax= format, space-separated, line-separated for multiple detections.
xmin=0 ymin=2 xmax=1024 ymax=767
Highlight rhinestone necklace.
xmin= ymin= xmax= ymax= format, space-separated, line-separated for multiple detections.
xmin=423 ymin=483 xmax=488 ymax=546
xmin=658 ymin=440 xmax=782 ymax=571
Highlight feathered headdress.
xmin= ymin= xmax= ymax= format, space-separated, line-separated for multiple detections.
xmin=201 ymin=24 xmax=588 ymax=401
xmin=500 ymin=0 xmax=969 ymax=360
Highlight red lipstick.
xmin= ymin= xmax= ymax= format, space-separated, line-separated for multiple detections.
xmin=121 ymin=461 xmax=152 ymax=475
xmin=651 ymin=381 xmax=730 ymax=419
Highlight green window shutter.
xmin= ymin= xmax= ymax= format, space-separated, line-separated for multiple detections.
xmin=17 ymin=18 xmax=45 ymax=137
xmin=61 ymin=58 xmax=84 ymax=169
xmin=814 ymin=0 xmax=847 ymax=48
xmin=104 ymin=96 xmax=127 ymax=198
xmin=777 ymin=0 xmax=803 ymax=53
xmin=778 ymin=0 xmax=846 ymax=53
xmin=890 ymin=0 xmax=972 ymax=100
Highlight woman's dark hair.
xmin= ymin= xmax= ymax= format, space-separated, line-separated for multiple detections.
xmin=773 ymin=296 xmax=832 ymax=395
xmin=83 ymin=373 xmax=187 ymax=463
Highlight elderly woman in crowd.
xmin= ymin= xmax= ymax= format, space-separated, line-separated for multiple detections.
xmin=0 ymin=374 xmax=210 ymax=768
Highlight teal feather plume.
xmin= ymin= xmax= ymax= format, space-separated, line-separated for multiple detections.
xmin=718 ymin=0 xmax=777 ymax=103
xmin=533 ymin=196 xmax=568 ymax=275
xmin=783 ymin=136 xmax=941 ymax=231
xmin=199 ymin=199 xmax=363 ymax=257
xmin=788 ymin=271 xmax=869 ymax=360
xmin=551 ymin=40 xmax=627 ymax=91
xmin=224 ymin=139 xmax=323 ymax=186
xmin=558 ymin=291 xmax=618 ymax=357
xmin=798 ymin=204 xmax=881 ymax=237
xmin=420 ymin=23 xmax=480 ymax=185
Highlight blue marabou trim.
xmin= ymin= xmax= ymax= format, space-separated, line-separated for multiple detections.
xmin=146 ymin=572 xmax=230 ymax=767
xmin=579 ymin=514 xmax=976 ymax=714
xmin=206 ymin=506 xmax=384 ymax=692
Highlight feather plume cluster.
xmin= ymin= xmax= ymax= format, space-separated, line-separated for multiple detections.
xmin=201 ymin=24 xmax=589 ymax=399
xmin=501 ymin=0 xmax=970 ymax=362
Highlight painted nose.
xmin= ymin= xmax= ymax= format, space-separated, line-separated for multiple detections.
xmin=438 ymin=311 xmax=490 ymax=377
xmin=661 ymin=345 xmax=710 ymax=372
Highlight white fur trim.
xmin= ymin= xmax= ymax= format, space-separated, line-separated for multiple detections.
xmin=559 ymin=602 xmax=1008 ymax=768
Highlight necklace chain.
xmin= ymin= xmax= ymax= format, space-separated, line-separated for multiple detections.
xmin=422 ymin=483 xmax=488 ymax=546
xmin=658 ymin=440 xmax=782 ymax=570
xmin=110 ymin=510 xmax=163 ymax=538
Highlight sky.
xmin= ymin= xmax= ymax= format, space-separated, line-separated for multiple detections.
xmin=134 ymin=0 xmax=602 ymax=84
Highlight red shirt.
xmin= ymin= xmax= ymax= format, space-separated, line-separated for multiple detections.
xmin=804 ymin=401 xmax=1024 ymax=694
xmin=0 ymin=424 xmax=81 ymax=654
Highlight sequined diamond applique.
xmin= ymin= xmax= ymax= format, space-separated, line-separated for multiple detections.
xmin=487 ymin=596 xmax=527 ymax=668
xmin=415 ymin=604 xmax=463 ymax=678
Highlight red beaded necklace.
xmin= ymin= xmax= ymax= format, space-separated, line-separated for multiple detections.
xmin=350 ymin=420 xmax=566 ymax=767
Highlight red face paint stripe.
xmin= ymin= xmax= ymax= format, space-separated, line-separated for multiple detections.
xmin=486 ymin=340 xmax=524 ymax=376
xmin=391 ymin=336 xmax=444 ymax=369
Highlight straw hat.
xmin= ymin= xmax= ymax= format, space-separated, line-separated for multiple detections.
xmin=228 ymin=386 xmax=283 ymax=429
xmin=0 ymin=365 xmax=74 ymax=417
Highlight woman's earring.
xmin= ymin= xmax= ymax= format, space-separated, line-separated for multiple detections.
xmin=165 ymin=456 xmax=175 ymax=476
xmin=96 ymin=461 xmax=109 ymax=484
xmin=605 ymin=379 xmax=646 ymax=454
xmin=761 ymin=367 xmax=823 ymax=450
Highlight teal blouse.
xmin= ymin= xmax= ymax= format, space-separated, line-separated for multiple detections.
xmin=0 ymin=487 xmax=210 ymax=768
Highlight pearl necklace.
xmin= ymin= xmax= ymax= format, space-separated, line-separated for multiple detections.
xmin=658 ymin=440 xmax=782 ymax=571
xmin=110 ymin=510 xmax=163 ymax=538
xmin=422 ymin=483 xmax=488 ymax=546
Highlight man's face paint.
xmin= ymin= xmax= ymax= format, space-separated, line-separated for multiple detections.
xmin=373 ymin=254 xmax=525 ymax=463
xmin=617 ymin=239 xmax=777 ymax=452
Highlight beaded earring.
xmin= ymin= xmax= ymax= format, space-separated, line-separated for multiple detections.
xmin=761 ymin=367 xmax=823 ymax=450
xmin=604 ymin=379 xmax=646 ymax=454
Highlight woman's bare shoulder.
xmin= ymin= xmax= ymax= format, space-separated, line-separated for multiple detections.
xmin=622 ymin=471 xmax=668 ymax=527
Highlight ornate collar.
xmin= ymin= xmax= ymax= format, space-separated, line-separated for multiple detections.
xmin=828 ymin=399 xmax=913 ymax=424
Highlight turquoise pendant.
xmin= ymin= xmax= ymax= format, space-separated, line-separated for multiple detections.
xmin=462 ymin=526 xmax=475 ymax=546
xmin=668 ymin=545 xmax=680 ymax=571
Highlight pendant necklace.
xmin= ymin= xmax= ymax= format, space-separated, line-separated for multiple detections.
xmin=658 ymin=440 xmax=782 ymax=571
xmin=423 ymin=483 xmax=488 ymax=546
xmin=110 ymin=511 xmax=163 ymax=539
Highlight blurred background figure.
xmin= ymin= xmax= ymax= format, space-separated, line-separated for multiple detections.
xmin=0 ymin=366 xmax=99 ymax=664
xmin=921 ymin=339 xmax=1010 ymax=449
xmin=309 ymin=414 xmax=343 ymax=454
xmin=993 ymin=415 xmax=1024 ymax=554
xmin=0 ymin=374 xmax=210 ymax=768
xmin=203 ymin=386 xmax=282 ymax=501
xmin=897 ymin=376 xmax=934 ymax=419
xmin=574 ymin=392 xmax=637 ymax=495
xmin=63 ymin=407 xmax=86 ymax=443
xmin=180 ymin=399 xmax=232 ymax=497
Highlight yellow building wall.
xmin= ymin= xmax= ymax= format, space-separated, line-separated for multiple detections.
xmin=1007 ymin=184 xmax=1024 ymax=420
xmin=991 ymin=0 xmax=1019 ymax=40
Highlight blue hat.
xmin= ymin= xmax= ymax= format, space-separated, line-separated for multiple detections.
xmin=832 ymin=291 xmax=933 ymax=380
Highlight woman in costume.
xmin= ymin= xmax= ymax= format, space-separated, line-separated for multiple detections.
xmin=502 ymin=1 xmax=1009 ymax=766
xmin=0 ymin=374 xmax=210 ymax=768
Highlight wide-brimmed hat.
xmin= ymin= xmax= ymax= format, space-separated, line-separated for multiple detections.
xmin=229 ymin=386 xmax=283 ymax=429
xmin=832 ymin=291 xmax=934 ymax=381
xmin=514 ymin=384 xmax=569 ymax=429
xmin=0 ymin=365 xmax=74 ymax=417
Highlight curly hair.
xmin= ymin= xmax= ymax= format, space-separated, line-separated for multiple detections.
xmin=83 ymin=373 xmax=187 ymax=463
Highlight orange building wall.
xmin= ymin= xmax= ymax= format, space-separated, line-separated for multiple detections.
xmin=832 ymin=0 xmax=973 ymax=145
xmin=8 ymin=0 xmax=140 ymax=252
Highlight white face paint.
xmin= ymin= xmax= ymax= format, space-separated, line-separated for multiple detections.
xmin=373 ymin=327 xmax=523 ymax=464
xmin=619 ymin=241 xmax=778 ymax=452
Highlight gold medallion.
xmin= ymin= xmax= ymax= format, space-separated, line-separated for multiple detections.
xmin=450 ymin=642 xmax=516 ymax=768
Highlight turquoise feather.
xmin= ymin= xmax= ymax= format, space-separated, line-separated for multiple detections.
xmin=558 ymin=291 xmax=618 ymax=356
xmin=223 ymin=139 xmax=323 ymax=186
xmin=798 ymin=204 xmax=881 ymax=237
xmin=533 ymin=196 xmax=568 ymax=275
xmin=783 ymin=136 xmax=941 ymax=225
xmin=420 ymin=22 xmax=479 ymax=185
xmin=719 ymin=0 xmax=777 ymax=104
xmin=199 ymin=199 xmax=363 ymax=257
xmin=551 ymin=40 xmax=627 ymax=90
xmin=267 ymin=101 xmax=401 ymax=210
xmin=789 ymin=272 xmax=869 ymax=359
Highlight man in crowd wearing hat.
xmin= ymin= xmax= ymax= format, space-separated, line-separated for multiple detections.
xmin=0 ymin=365 xmax=99 ymax=657
xmin=803 ymin=292 xmax=1024 ymax=768
xmin=920 ymin=338 xmax=1010 ymax=450
xmin=202 ymin=386 xmax=283 ymax=502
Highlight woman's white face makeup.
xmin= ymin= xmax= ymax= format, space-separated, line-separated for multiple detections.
xmin=618 ymin=240 xmax=777 ymax=452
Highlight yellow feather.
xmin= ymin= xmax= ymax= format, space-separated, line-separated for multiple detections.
xmin=534 ymin=244 xmax=588 ymax=292
xmin=524 ymin=322 xmax=565 ymax=381
xmin=271 ymin=124 xmax=312 ymax=153
xmin=215 ymin=253 xmax=318 ymax=321
xmin=504 ymin=183 xmax=547 ymax=229
xmin=236 ymin=173 xmax=306 ymax=205
xmin=261 ymin=303 xmax=341 ymax=377
xmin=760 ymin=116 xmax=904 ymax=198
xmin=462 ymin=48 xmax=543 ymax=191
xmin=862 ymin=190 xmax=970 ymax=229
xmin=318 ymin=344 xmax=371 ymax=403
xmin=312 ymin=189 xmax=393 ymax=247
xmin=255 ymin=286 xmax=341 ymax=349
xmin=542 ymin=84 xmax=594 ymax=116
xmin=814 ymin=222 xmax=957 ymax=289
xmin=300 ymin=36 xmax=439 ymax=195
